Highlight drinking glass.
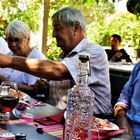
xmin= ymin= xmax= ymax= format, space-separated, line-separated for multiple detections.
xmin=0 ymin=81 xmax=19 ymax=121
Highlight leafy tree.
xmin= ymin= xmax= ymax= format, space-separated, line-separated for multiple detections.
xmin=47 ymin=0 xmax=115 ymax=59
xmin=0 ymin=0 xmax=42 ymax=37
xmin=0 ymin=0 xmax=139 ymax=60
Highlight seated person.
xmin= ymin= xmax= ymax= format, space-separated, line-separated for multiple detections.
xmin=114 ymin=61 xmax=140 ymax=139
xmin=0 ymin=20 xmax=47 ymax=99
xmin=106 ymin=34 xmax=132 ymax=62
xmin=0 ymin=36 xmax=11 ymax=55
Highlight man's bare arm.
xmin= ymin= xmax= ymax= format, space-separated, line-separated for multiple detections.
xmin=0 ymin=54 xmax=71 ymax=80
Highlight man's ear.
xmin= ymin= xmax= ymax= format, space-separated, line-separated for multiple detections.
xmin=74 ymin=25 xmax=80 ymax=36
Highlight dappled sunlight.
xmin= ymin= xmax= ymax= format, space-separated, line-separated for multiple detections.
xmin=25 ymin=58 xmax=41 ymax=70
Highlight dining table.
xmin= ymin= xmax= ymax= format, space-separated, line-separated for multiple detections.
xmin=0 ymin=95 xmax=136 ymax=140
xmin=109 ymin=61 xmax=134 ymax=76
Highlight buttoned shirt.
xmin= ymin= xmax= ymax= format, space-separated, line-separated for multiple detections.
xmin=61 ymin=38 xmax=112 ymax=114
xmin=116 ymin=61 xmax=140 ymax=138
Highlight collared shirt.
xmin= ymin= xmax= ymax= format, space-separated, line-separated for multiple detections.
xmin=61 ymin=38 xmax=112 ymax=114
xmin=116 ymin=61 xmax=140 ymax=138
xmin=0 ymin=37 xmax=11 ymax=55
xmin=0 ymin=48 xmax=46 ymax=85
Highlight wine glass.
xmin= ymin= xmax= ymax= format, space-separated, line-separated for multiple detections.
xmin=0 ymin=81 xmax=19 ymax=121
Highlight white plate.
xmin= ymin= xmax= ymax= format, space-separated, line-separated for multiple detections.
xmin=20 ymin=92 xmax=31 ymax=101
xmin=22 ymin=92 xmax=31 ymax=101
xmin=64 ymin=111 xmax=67 ymax=119
xmin=64 ymin=112 xmax=119 ymax=131
xmin=12 ymin=108 xmax=34 ymax=119
xmin=93 ymin=118 xmax=119 ymax=131
xmin=10 ymin=89 xmax=31 ymax=102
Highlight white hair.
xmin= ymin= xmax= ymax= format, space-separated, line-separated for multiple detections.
xmin=52 ymin=7 xmax=86 ymax=32
xmin=5 ymin=19 xmax=30 ymax=38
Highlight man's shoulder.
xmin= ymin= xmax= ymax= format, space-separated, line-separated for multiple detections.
xmin=83 ymin=40 xmax=105 ymax=53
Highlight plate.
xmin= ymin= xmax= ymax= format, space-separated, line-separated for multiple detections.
xmin=12 ymin=108 xmax=34 ymax=119
xmin=64 ymin=112 xmax=119 ymax=131
xmin=10 ymin=89 xmax=31 ymax=101
xmin=93 ymin=117 xmax=119 ymax=131
xmin=64 ymin=111 xmax=67 ymax=119
xmin=19 ymin=91 xmax=31 ymax=101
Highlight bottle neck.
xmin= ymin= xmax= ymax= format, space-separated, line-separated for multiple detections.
xmin=77 ymin=61 xmax=90 ymax=85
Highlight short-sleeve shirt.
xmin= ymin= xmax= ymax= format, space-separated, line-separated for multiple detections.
xmin=0 ymin=48 xmax=46 ymax=85
xmin=61 ymin=38 xmax=112 ymax=114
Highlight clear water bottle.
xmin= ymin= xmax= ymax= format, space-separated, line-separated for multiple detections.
xmin=64 ymin=53 xmax=94 ymax=140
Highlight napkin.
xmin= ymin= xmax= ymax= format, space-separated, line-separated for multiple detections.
xmin=34 ymin=113 xmax=65 ymax=126
xmin=34 ymin=122 xmax=126 ymax=140
xmin=91 ymin=129 xmax=126 ymax=139
xmin=35 ymin=124 xmax=64 ymax=139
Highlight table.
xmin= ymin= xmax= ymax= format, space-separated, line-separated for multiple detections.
xmin=109 ymin=61 xmax=134 ymax=76
xmin=109 ymin=62 xmax=135 ymax=106
xmin=0 ymin=103 xmax=64 ymax=140
xmin=0 ymin=98 xmax=135 ymax=140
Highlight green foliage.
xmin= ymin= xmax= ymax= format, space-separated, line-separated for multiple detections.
xmin=46 ymin=0 xmax=115 ymax=59
xmin=0 ymin=0 xmax=139 ymax=60
xmin=0 ymin=0 xmax=42 ymax=37
xmin=46 ymin=38 xmax=61 ymax=60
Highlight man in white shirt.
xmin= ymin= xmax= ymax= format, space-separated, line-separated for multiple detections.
xmin=0 ymin=7 xmax=112 ymax=114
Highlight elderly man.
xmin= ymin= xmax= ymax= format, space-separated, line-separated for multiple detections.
xmin=0 ymin=7 xmax=112 ymax=115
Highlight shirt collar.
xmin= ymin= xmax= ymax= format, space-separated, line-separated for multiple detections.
xmin=67 ymin=38 xmax=87 ymax=57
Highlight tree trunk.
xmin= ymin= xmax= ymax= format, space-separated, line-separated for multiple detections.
xmin=42 ymin=0 xmax=50 ymax=54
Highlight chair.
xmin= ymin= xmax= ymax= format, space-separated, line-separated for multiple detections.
xmin=110 ymin=73 xmax=129 ymax=107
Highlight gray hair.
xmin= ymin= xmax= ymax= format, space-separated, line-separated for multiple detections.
xmin=52 ymin=7 xmax=86 ymax=32
xmin=5 ymin=19 xmax=30 ymax=38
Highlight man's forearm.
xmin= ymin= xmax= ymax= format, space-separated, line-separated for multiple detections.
xmin=0 ymin=54 xmax=70 ymax=80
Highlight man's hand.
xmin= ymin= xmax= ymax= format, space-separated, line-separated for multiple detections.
xmin=111 ymin=52 xmax=123 ymax=61
xmin=114 ymin=105 xmax=132 ymax=134
xmin=34 ymin=79 xmax=50 ymax=98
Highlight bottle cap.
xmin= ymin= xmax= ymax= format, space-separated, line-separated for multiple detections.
xmin=15 ymin=133 xmax=26 ymax=140
xmin=79 ymin=53 xmax=90 ymax=63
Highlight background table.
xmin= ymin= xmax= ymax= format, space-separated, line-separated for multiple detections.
xmin=109 ymin=62 xmax=134 ymax=106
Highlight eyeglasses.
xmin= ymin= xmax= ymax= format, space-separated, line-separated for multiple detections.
xmin=6 ymin=37 xmax=23 ymax=44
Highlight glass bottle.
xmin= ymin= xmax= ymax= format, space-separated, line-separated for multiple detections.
xmin=64 ymin=53 xmax=94 ymax=140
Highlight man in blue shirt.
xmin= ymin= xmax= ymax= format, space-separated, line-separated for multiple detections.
xmin=114 ymin=61 xmax=140 ymax=139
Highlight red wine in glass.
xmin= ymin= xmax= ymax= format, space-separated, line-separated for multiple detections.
xmin=0 ymin=96 xmax=19 ymax=112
